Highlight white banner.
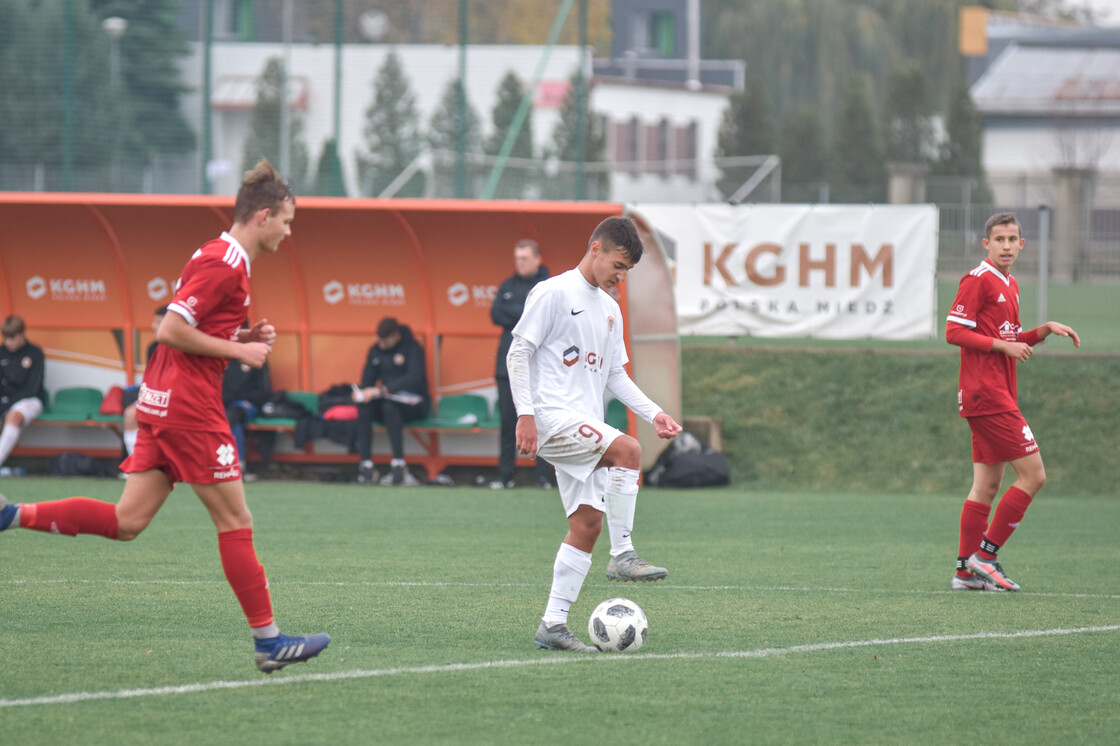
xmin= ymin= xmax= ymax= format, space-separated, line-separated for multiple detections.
xmin=631 ymin=204 xmax=939 ymax=339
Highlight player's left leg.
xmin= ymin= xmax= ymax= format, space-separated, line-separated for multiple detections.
xmin=600 ymin=434 xmax=668 ymax=582
xmin=193 ymin=479 xmax=330 ymax=673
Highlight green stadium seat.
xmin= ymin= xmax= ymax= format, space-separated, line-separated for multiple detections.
xmin=38 ymin=387 xmax=104 ymax=422
xmin=423 ymin=394 xmax=490 ymax=428
xmin=605 ymin=398 xmax=629 ymax=431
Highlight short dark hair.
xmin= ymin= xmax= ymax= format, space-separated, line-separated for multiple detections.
xmin=589 ymin=217 xmax=643 ymax=264
xmin=984 ymin=212 xmax=1021 ymax=239
xmin=1 ymin=315 xmax=25 ymax=339
xmin=234 ymin=158 xmax=294 ymax=224
xmin=377 ymin=317 xmax=400 ymax=339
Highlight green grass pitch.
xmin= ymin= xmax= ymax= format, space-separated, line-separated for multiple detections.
xmin=2 ymin=478 xmax=1119 ymax=745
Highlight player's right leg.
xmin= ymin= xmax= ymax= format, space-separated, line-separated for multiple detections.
xmin=535 ymin=506 xmax=601 ymax=653
xmin=0 ymin=470 xmax=169 ymax=540
xmin=193 ymin=477 xmax=330 ymax=673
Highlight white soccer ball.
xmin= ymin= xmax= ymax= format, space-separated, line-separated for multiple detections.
xmin=587 ymin=598 xmax=648 ymax=653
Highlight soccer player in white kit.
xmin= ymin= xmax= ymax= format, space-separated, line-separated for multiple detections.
xmin=507 ymin=216 xmax=683 ymax=652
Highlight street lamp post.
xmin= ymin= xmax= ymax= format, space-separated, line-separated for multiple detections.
xmin=102 ymin=16 xmax=128 ymax=191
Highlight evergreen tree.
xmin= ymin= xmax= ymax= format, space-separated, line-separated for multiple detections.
xmin=831 ymin=77 xmax=886 ymax=202
xmin=0 ymin=0 xmax=122 ymax=187
xmin=356 ymin=50 xmax=425 ymax=197
xmin=885 ymin=61 xmax=935 ymax=164
xmin=779 ymin=106 xmax=829 ymax=202
xmin=930 ymin=84 xmax=994 ymax=205
xmin=545 ymin=69 xmax=610 ymax=200
xmin=715 ymin=75 xmax=776 ymax=200
xmin=484 ymin=70 xmax=536 ymax=199
xmin=427 ymin=77 xmax=484 ymax=197
xmin=240 ymin=58 xmax=310 ymax=187
xmin=91 ymin=0 xmax=194 ymax=161
xmin=308 ymin=138 xmax=347 ymax=197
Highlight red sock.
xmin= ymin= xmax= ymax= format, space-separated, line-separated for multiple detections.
xmin=980 ymin=486 xmax=1033 ymax=556
xmin=218 ymin=528 xmax=274 ymax=628
xmin=21 ymin=498 xmax=119 ymax=539
xmin=957 ymin=500 xmax=991 ymax=576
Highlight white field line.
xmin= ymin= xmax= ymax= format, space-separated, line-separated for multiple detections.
xmin=4 ymin=577 xmax=1120 ymax=601
xmin=2 ymin=624 xmax=1117 ymax=709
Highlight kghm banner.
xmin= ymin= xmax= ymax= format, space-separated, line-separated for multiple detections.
xmin=634 ymin=204 xmax=938 ymax=339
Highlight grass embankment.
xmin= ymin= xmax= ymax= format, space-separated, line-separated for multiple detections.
xmin=681 ymin=346 xmax=1119 ymax=496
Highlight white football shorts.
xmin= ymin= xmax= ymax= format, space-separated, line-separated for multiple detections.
xmin=537 ymin=410 xmax=624 ymax=517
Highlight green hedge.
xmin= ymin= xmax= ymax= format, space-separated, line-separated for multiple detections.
xmin=682 ymin=347 xmax=1119 ymax=496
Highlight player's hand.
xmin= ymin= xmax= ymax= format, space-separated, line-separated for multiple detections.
xmin=996 ymin=340 xmax=1033 ymax=362
xmin=1045 ymin=321 xmax=1081 ymax=348
xmin=247 ymin=318 xmax=277 ymax=347
xmin=236 ymin=341 xmax=271 ymax=369
xmin=515 ymin=414 xmax=538 ymax=457
xmin=653 ymin=412 xmax=683 ymax=439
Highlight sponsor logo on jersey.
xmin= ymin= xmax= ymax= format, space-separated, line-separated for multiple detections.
xmin=998 ymin=320 xmax=1021 ymax=341
xmin=138 ymin=384 xmax=170 ymax=409
xmin=570 ymin=308 xmax=584 ymax=316
xmin=561 ymin=345 xmax=605 ymax=370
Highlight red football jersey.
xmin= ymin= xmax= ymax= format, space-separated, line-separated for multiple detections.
xmin=946 ymin=259 xmax=1022 ymax=417
xmin=137 ymin=232 xmax=252 ymax=430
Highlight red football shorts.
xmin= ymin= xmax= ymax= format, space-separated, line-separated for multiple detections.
xmin=122 ymin=423 xmax=242 ymax=485
xmin=966 ymin=410 xmax=1040 ymax=465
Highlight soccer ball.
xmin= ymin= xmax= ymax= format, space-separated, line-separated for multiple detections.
xmin=587 ymin=598 xmax=648 ymax=653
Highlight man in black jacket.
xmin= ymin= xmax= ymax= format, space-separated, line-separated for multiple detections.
xmin=0 ymin=316 xmax=45 ymax=476
xmin=223 ymin=358 xmax=275 ymax=481
xmin=352 ymin=317 xmax=430 ymax=485
xmin=490 ymin=239 xmax=554 ymax=489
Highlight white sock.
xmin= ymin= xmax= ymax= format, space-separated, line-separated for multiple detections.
xmin=391 ymin=458 xmax=405 ymax=467
xmin=605 ymin=466 xmax=640 ymax=557
xmin=0 ymin=424 xmax=21 ymax=466
xmin=123 ymin=428 xmax=139 ymax=455
xmin=542 ymin=542 xmax=592 ymax=626
xmin=251 ymin=623 xmax=280 ymax=640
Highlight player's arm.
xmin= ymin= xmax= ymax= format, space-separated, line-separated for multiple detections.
xmin=158 ymin=310 xmax=270 ymax=368
xmin=605 ymin=366 xmax=682 ymax=439
xmin=506 ymin=335 xmax=538 ymax=456
xmin=946 ymin=321 xmax=1033 ymax=362
xmin=1020 ymin=321 xmax=1081 ymax=348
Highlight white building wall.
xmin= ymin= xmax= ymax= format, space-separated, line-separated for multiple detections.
xmin=176 ymin=42 xmax=734 ymax=200
xmin=178 ymin=43 xmax=585 ymax=196
xmin=591 ymin=82 xmax=730 ymax=202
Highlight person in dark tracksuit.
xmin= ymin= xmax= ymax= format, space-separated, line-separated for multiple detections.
xmin=490 ymin=239 xmax=554 ymax=489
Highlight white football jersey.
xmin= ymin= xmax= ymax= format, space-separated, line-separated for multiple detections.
xmin=511 ymin=268 xmax=628 ymax=441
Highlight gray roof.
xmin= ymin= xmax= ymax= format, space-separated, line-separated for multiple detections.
xmin=973 ymin=43 xmax=1120 ymax=116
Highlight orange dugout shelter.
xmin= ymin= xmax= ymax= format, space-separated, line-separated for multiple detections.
xmin=0 ymin=195 xmax=680 ymax=468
